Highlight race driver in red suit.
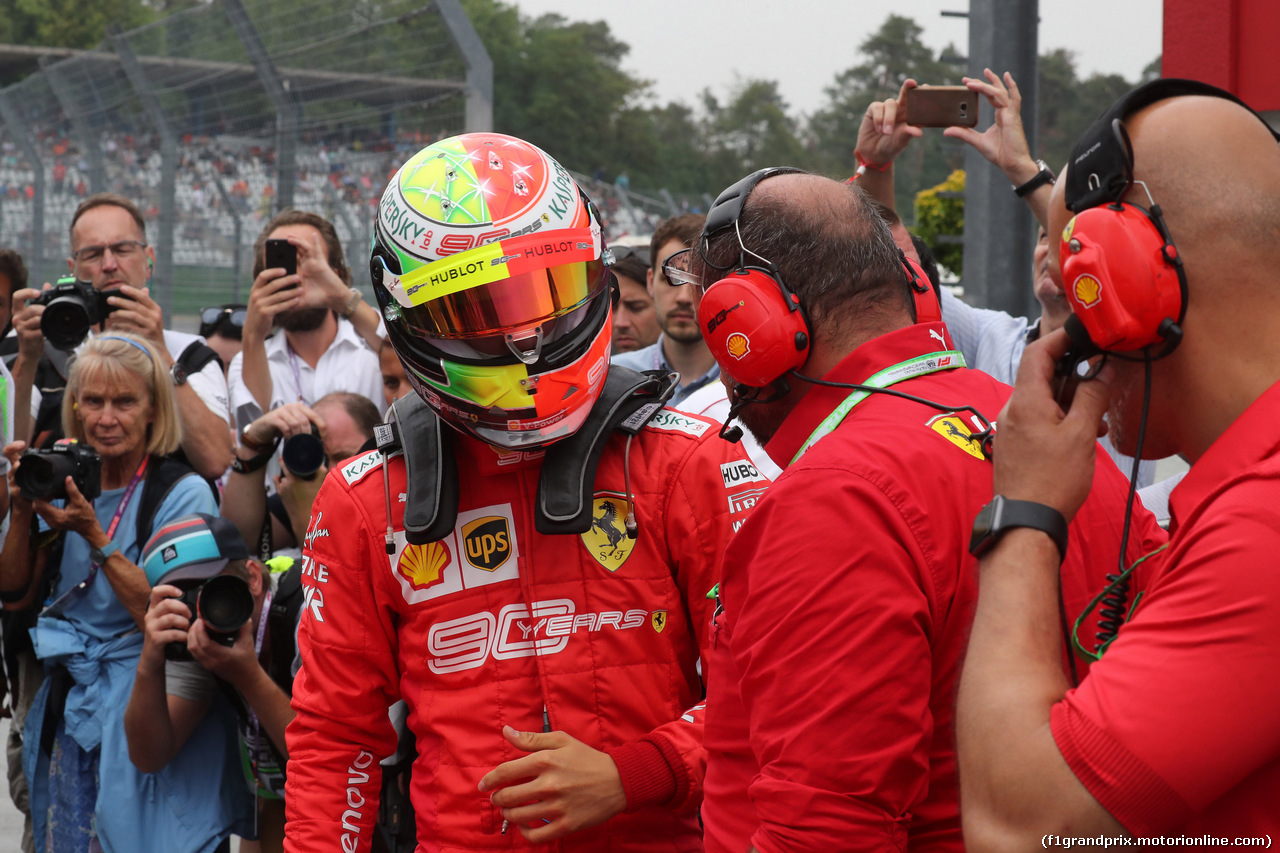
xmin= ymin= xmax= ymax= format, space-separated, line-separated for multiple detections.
xmin=283 ymin=133 xmax=763 ymax=852
xmin=683 ymin=168 xmax=1165 ymax=852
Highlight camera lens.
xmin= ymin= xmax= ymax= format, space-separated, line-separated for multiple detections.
xmin=41 ymin=297 xmax=94 ymax=352
xmin=198 ymin=575 xmax=254 ymax=644
xmin=281 ymin=432 xmax=326 ymax=480
xmin=15 ymin=452 xmax=75 ymax=501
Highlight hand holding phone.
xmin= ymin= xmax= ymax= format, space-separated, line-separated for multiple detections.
xmin=905 ymin=86 xmax=979 ymax=128
xmin=264 ymin=238 xmax=298 ymax=281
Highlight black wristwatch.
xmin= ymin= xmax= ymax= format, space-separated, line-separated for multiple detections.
xmin=1013 ymin=159 xmax=1056 ymax=198
xmin=90 ymin=541 xmax=120 ymax=565
xmin=170 ymin=361 xmax=188 ymax=387
xmin=969 ymin=495 xmax=1069 ymax=563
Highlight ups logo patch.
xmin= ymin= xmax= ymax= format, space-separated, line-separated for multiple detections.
xmin=462 ymin=516 xmax=511 ymax=572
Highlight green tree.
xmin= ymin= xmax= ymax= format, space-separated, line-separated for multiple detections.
xmin=460 ymin=0 xmax=644 ymax=178
xmin=0 ymin=0 xmax=154 ymax=51
xmin=810 ymin=14 xmax=961 ymax=215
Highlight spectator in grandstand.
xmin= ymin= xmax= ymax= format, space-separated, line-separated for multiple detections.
xmin=7 ymin=194 xmax=234 ymax=480
xmin=959 ymin=80 xmax=1280 ymax=846
xmin=199 ymin=303 xmax=248 ymax=377
xmin=126 ymin=512 xmax=302 ymax=853
xmin=689 ymin=168 xmax=1163 ymax=851
xmin=611 ymin=214 xmax=719 ymax=405
xmin=609 ymin=249 xmax=661 ymax=354
xmin=221 ymin=392 xmax=379 ymax=558
xmin=0 ymin=333 xmax=250 ymax=851
xmin=228 ymin=211 xmax=383 ymax=421
xmin=284 ymin=133 xmax=757 ymax=852
xmin=853 ymin=71 xmax=1159 ymax=488
xmin=378 ymin=337 xmax=412 ymax=414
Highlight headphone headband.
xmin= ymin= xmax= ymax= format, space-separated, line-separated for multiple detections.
xmin=703 ymin=167 xmax=807 ymax=247
xmin=1066 ymin=78 xmax=1280 ymax=213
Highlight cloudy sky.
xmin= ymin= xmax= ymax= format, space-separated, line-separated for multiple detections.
xmin=511 ymin=0 xmax=1163 ymax=115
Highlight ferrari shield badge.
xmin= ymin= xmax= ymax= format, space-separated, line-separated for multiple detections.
xmin=581 ymin=492 xmax=637 ymax=572
xmin=927 ymin=413 xmax=987 ymax=461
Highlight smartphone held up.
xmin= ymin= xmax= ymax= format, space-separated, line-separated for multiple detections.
xmin=904 ymin=86 xmax=979 ymax=128
xmin=264 ymin=238 xmax=298 ymax=280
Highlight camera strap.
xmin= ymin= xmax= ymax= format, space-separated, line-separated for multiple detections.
xmin=286 ymin=344 xmax=312 ymax=406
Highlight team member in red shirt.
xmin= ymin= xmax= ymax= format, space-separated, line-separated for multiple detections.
xmin=283 ymin=133 xmax=762 ymax=851
xmin=959 ymin=82 xmax=1280 ymax=844
xmin=682 ymin=168 xmax=1161 ymax=851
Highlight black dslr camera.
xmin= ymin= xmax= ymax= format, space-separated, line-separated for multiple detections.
xmin=281 ymin=425 xmax=326 ymax=480
xmin=164 ymin=575 xmax=255 ymax=661
xmin=32 ymin=276 xmax=122 ymax=351
xmin=15 ymin=439 xmax=102 ymax=502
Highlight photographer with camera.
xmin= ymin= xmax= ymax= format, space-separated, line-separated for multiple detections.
xmin=221 ymin=393 xmax=378 ymax=557
xmin=8 ymin=194 xmax=234 ymax=480
xmin=0 ymin=332 xmax=241 ymax=852
xmin=228 ymin=211 xmax=384 ymax=421
xmin=126 ymin=512 xmax=300 ymax=852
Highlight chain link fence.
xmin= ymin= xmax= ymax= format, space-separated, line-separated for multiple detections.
xmin=0 ymin=0 xmax=483 ymax=328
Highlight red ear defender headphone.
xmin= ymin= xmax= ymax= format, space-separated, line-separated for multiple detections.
xmin=1059 ymin=197 xmax=1186 ymax=355
xmin=697 ymin=168 xmax=946 ymax=388
xmin=1058 ymin=117 xmax=1188 ymax=358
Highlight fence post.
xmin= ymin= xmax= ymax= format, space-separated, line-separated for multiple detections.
xmin=222 ymin=0 xmax=300 ymax=212
xmin=111 ymin=28 xmax=177 ymax=324
xmin=435 ymin=0 xmax=493 ymax=132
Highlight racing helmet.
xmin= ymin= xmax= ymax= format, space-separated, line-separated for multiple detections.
xmin=370 ymin=133 xmax=614 ymax=448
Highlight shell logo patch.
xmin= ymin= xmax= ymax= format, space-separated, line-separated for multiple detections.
xmin=725 ymin=332 xmax=751 ymax=360
xmin=581 ymin=493 xmax=637 ymax=572
xmin=1073 ymin=274 xmax=1102 ymax=309
xmin=398 ymin=542 xmax=451 ymax=591
xmin=651 ymin=610 xmax=668 ymax=633
xmin=927 ymin=413 xmax=987 ymax=461
xmin=462 ymin=516 xmax=511 ymax=572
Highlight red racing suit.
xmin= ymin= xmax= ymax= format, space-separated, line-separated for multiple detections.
xmin=284 ymin=407 xmax=764 ymax=851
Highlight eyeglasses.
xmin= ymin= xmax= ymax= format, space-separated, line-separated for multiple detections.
xmin=71 ymin=240 xmax=147 ymax=265
xmin=201 ymin=306 xmax=247 ymax=328
xmin=660 ymin=248 xmax=702 ymax=288
xmin=608 ymin=244 xmax=650 ymax=267
xmin=200 ymin=305 xmax=247 ymax=339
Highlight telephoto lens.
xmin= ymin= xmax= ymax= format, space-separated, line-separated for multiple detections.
xmin=281 ymin=428 xmax=326 ymax=480
xmin=197 ymin=575 xmax=254 ymax=647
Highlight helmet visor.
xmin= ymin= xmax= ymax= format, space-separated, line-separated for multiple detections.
xmin=374 ymin=226 xmax=603 ymax=335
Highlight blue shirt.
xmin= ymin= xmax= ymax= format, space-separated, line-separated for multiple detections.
xmin=611 ymin=334 xmax=721 ymax=407
xmin=940 ymin=288 xmax=1156 ymax=487
xmin=42 ymin=468 xmax=217 ymax=640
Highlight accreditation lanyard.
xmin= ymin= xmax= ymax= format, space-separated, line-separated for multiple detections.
xmin=42 ymin=455 xmax=150 ymax=617
xmin=791 ymin=351 xmax=967 ymax=465
xmin=286 ymin=344 xmax=311 ymax=406
xmin=246 ymin=589 xmax=273 ymax=791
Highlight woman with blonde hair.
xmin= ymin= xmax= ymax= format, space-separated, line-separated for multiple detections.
xmin=0 ymin=332 xmax=251 ymax=853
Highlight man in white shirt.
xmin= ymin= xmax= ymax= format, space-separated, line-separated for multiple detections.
xmin=9 ymin=194 xmax=233 ymax=479
xmin=227 ymin=211 xmax=383 ymax=424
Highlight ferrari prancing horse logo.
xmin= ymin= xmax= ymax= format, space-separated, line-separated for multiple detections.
xmin=581 ymin=493 xmax=637 ymax=572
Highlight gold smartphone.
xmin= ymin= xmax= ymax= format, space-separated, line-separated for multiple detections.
xmin=904 ymin=86 xmax=979 ymax=128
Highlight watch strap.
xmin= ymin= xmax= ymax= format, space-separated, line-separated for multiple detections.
xmin=970 ymin=496 xmax=1069 ymax=563
xmin=91 ymin=540 xmax=120 ymax=565
xmin=1013 ymin=161 xmax=1056 ymax=198
xmin=231 ymin=446 xmax=276 ymax=475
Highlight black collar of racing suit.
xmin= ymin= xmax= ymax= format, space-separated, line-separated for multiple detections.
xmin=380 ymin=365 xmax=677 ymax=545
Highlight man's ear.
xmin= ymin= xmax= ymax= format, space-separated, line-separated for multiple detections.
xmin=646 ymin=266 xmax=655 ymax=298
xmin=247 ymin=559 xmax=267 ymax=597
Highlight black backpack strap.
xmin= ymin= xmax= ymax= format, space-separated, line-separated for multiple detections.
xmin=267 ymin=560 xmax=304 ymax=695
xmin=535 ymin=367 xmax=676 ymax=535
xmin=388 ymin=394 xmax=459 ymax=546
xmin=135 ymin=455 xmax=198 ymax=549
xmin=176 ymin=339 xmax=224 ymax=376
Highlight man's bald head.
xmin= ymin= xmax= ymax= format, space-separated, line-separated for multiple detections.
xmin=1124 ymin=96 xmax=1280 ymax=283
xmin=695 ymin=172 xmax=913 ymax=352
